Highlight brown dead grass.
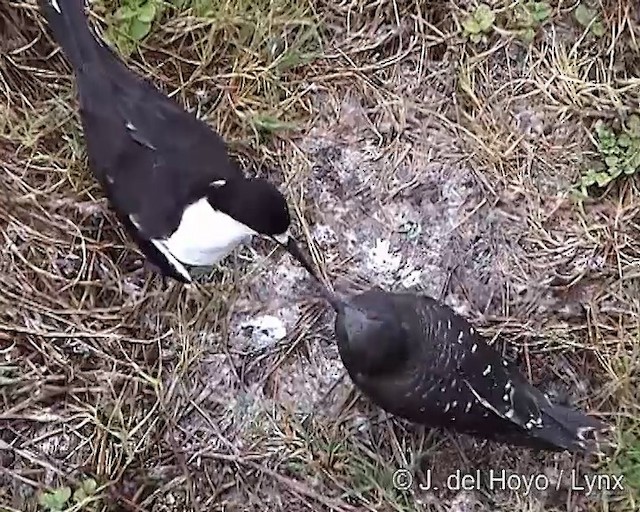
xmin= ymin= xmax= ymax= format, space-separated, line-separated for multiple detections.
xmin=1 ymin=0 xmax=639 ymax=511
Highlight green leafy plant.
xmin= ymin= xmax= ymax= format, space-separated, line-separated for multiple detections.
xmin=73 ymin=478 xmax=98 ymax=504
xmin=574 ymin=2 xmax=606 ymax=37
xmin=106 ymin=0 xmax=163 ymax=55
xmin=37 ymin=478 xmax=100 ymax=511
xmin=38 ymin=487 xmax=71 ymax=511
xmin=511 ymin=1 xmax=552 ymax=42
xmin=576 ymin=115 xmax=640 ymax=197
xmin=462 ymin=4 xmax=496 ymax=43
xmin=608 ymin=431 xmax=640 ymax=498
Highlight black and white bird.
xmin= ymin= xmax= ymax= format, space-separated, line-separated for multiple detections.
xmin=318 ymin=286 xmax=608 ymax=453
xmin=38 ymin=0 xmax=310 ymax=284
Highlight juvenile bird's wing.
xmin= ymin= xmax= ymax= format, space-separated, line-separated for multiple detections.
xmin=407 ymin=295 xmax=546 ymax=431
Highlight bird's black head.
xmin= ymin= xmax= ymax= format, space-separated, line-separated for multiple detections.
xmin=334 ymin=293 xmax=408 ymax=376
xmin=209 ymin=177 xmax=291 ymax=236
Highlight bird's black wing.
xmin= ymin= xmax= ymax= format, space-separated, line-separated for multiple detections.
xmin=402 ymin=295 xmax=545 ymax=431
xmin=38 ymin=0 xmax=239 ymax=240
xmin=76 ymin=63 xmax=240 ymax=240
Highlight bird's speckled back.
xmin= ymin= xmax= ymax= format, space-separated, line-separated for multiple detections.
xmin=333 ymin=289 xmax=607 ymax=452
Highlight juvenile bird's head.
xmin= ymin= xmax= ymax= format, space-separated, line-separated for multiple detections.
xmin=333 ymin=293 xmax=408 ymax=376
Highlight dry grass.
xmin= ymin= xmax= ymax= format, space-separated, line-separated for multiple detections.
xmin=1 ymin=0 xmax=639 ymax=511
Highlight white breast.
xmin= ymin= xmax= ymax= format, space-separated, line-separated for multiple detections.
xmin=151 ymin=197 xmax=256 ymax=271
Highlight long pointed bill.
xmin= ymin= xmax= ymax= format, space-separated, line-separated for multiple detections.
xmin=274 ymin=234 xmax=345 ymax=312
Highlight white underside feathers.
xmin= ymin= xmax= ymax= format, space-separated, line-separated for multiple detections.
xmin=130 ymin=197 xmax=256 ymax=281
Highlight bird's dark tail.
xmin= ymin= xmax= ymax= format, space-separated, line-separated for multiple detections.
xmin=38 ymin=0 xmax=100 ymax=70
xmin=536 ymin=399 xmax=611 ymax=453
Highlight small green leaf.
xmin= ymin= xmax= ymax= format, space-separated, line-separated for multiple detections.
xmin=609 ymin=166 xmax=623 ymax=179
xmin=594 ymin=171 xmax=612 ymax=187
xmin=129 ymin=19 xmax=152 ymax=40
xmin=618 ymin=133 xmax=632 ymax=147
xmin=581 ymin=170 xmax=598 ymax=187
xmin=627 ymin=114 xmax=640 ymax=137
xmin=114 ymin=5 xmax=138 ymax=20
xmin=137 ymin=2 xmax=157 ymax=23
xmin=604 ymin=155 xmax=619 ymax=168
xmin=519 ymin=27 xmax=536 ymax=42
xmin=39 ymin=487 xmax=72 ymax=511
xmin=574 ymin=4 xmax=597 ymax=27
xmin=82 ymin=478 xmax=98 ymax=495
xmin=73 ymin=488 xmax=87 ymax=503
xmin=590 ymin=21 xmax=606 ymax=37
xmin=251 ymin=114 xmax=296 ymax=133
xmin=531 ymin=2 xmax=552 ymax=22
xmin=470 ymin=32 xmax=483 ymax=43
xmin=462 ymin=18 xmax=481 ymax=35
xmin=475 ymin=4 xmax=496 ymax=32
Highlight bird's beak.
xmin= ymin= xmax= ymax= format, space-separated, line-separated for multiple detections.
xmin=274 ymin=233 xmax=318 ymax=280
xmin=272 ymin=233 xmax=345 ymax=312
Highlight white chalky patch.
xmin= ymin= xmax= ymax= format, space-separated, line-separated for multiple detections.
xmin=366 ymin=239 xmax=402 ymax=274
xmin=239 ymin=315 xmax=287 ymax=348
xmin=471 ymin=344 xmax=478 ymax=353
xmin=482 ymin=364 xmax=492 ymax=376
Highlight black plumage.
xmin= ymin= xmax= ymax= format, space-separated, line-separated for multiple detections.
xmin=323 ymin=287 xmax=608 ymax=453
xmin=37 ymin=0 xmax=308 ymax=284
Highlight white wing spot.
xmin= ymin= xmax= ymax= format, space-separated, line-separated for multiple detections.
xmin=505 ymin=409 xmax=515 ymax=419
xmin=447 ymin=319 xmax=451 ymax=330
xmin=125 ymin=121 xmax=136 ymax=131
xmin=50 ymin=0 xmax=61 ymax=13
xmin=210 ymin=179 xmax=226 ymax=188
xmin=451 ymin=378 xmax=457 ymax=388
xmin=419 ymin=407 xmax=426 ymax=413
xmin=471 ymin=344 xmax=478 ymax=353
xmin=457 ymin=331 xmax=464 ymax=343
xmin=503 ymin=360 xmax=509 ymax=367
xmin=482 ymin=364 xmax=492 ymax=376
xmin=469 ymin=327 xmax=475 ymax=335
xmin=502 ymin=393 xmax=509 ymax=401
xmin=440 ymin=386 xmax=446 ymax=393
xmin=465 ymin=402 xmax=472 ymax=412
xmin=452 ymin=401 xmax=457 ymax=408
xmin=505 ymin=382 xmax=512 ymax=390
xmin=444 ymin=403 xmax=451 ymax=413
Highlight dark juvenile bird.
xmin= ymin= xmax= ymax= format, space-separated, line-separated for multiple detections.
xmin=37 ymin=0 xmax=309 ymax=284
xmin=320 ymin=287 xmax=608 ymax=453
